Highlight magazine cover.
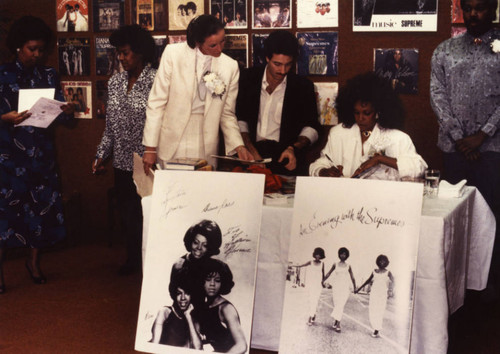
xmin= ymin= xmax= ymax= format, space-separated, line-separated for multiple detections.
xmin=211 ymin=0 xmax=248 ymax=28
xmin=314 ymin=82 xmax=338 ymax=125
xmin=373 ymin=48 xmax=419 ymax=95
xmin=56 ymin=0 xmax=89 ymax=32
xmin=297 ymin=32 xmax=338 ymax=76
xmin=61 ymin=81 xmax=92 ymax=118
xmin=153 ymin=35 xmax=168 ymax=66
xmin=169 ymin=0 xmax=203 ymax=30
xmin=58 ymin=37 xmax=91 ymax=76
xmin=251 ymin=33 xmax=269 ymax=67
xmin=353 ymin=0 xmax=437 ymax=32
xmin=253 ymin=0 xmax=292 ymax=28
xmin=297 ymin=0 xmax=338 ymax=28
xmin=93 ymin=0 xmax=125 ymax=32
xmin=279 ymin=178 xmax=422 ymax=354
xmin=135 ymin=171 xmax=264 ymax=354
xmin=95 ymin=37 xmax=123 ymax=76
xmin=223 ymin=34 xmax=248 ymax=69
xmin=95 ymin=80 xmax=108 ymax=119
xmin=168 ymin=34 xmax=187 ymax=44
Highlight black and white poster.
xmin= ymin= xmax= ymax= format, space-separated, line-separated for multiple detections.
xmin=253 ymin=0 xmax=291 ymax=28
xmin=373 ymin=48 xmax=419 ymax=95
xmin=279 ymin=178 xmax=422 ymax=353
xmin=297 ymin=32 xmax=338 ymax=76
xmin=58 ymin=37 xmax=91 ymax=76
xmin=169 ymin=0 xmax=203 ymax=30
xmin=135 ymin=171 xmax=264 ymax=353
xmin=353 ymin=0 xmax=438 ymax=32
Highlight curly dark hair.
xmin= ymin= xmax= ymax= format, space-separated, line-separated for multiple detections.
xmin=109 ymin=25 xmax=156 ymax=66
xmin=183 ymin=220 xmax=222 ymax=257
xmin=264 ymin=30 xmax=298 ymax=60
xmin=6 ymin=16 xmax=52 ymax=54
xmin=376 ymin=254 xmax=390 ymax=268
xmin=460 ymin=0 xmax=498 ymax=11
xmin=202 ymin=258 xmax=235 ymax=296
xmin=313 ymin=247 xmax=325 ymax=259
xmin=186 ymin=15 xmax=224 ymax=49
xmin=338 ymin=247 xmax=350 ymax=259
xmin=335 ymin=72 xmax=405 ymax=130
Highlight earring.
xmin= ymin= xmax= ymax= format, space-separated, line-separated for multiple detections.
xmin=375 ymin=113 xmax=379 ymax=120
xmin=16 ymin=48 xmax=20 ymax=52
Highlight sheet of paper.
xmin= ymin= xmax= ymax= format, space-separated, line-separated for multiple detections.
xmin=18 ymin=88 xmax=55 ymax=112
xmin=211 ymin=154 xmax=272 ymax=164
xmin=17 ymin=97 xmax=64 ymax=128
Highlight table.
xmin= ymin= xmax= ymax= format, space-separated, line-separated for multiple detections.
xmin=251 ymin=187 xmax=495 ymax=354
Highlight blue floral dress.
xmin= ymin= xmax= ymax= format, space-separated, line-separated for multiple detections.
xmin=0 ymin=60 xmax=73 ymax=248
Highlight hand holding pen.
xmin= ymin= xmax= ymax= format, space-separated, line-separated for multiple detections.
xmin=319 ymin=154 xmax=344 ymax=177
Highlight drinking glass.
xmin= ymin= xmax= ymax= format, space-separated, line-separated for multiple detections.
xmin=424 ymin=169 xmax=440 ymax=198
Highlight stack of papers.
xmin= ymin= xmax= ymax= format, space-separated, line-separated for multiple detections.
xmin=439 ymin=179 xmax=467 ymax=198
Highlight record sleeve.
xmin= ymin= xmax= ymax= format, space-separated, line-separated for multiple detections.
xmin=297 ymin=32 xmax=338 ymax=76
xmin=374 ymin=48 xmax=419 ymax=95
xmin=223 ymin=34 xmax=248 ymax=69
xmin=56 ymin=0 xmax=89 ymax=32
xmin=95 ymin=80 xmax=108 ymax=119
xmin=95 ymin=37 xmax=123 ymax=76
xmin=297 ymin=0 xmax=338 ymax=28
xmin=253 ymin=0 xmax=291 ymax=28
xmin=93 ymin=0 xmax=125 ymax=32
xmin=168 ymin=0 xmax=204 ymax=30
xmin=314 ymin=82 xmax=338 ymax=125
xmin=58 ymin=37 xmax=91 ymax=76
xmin=211 ymin=0 xmax=248 ymax=28
xmin=61 ymin=81 xmax=92 ymax=119
xmin=251 ymin=33 xmax=269 ymax=68
xmin=153 ymin=35 xmax=168 ymax=66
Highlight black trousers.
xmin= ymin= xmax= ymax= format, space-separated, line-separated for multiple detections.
xmin=114 ymin=168 xmax=143 ymax=267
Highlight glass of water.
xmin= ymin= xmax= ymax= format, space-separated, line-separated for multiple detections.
xmin=424 ymin=169 xmax=440 ymax=198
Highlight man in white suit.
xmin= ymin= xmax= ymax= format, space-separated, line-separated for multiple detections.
xmin=142 ymin=15 xmax=252 ymax=173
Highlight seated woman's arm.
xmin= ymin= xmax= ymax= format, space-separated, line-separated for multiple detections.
xmin=220 ymin=302 xmax=247 ymax=354
xmin=390 ymin=130 xmax=427 ymax=178
xmin=309 ymin=127 xmax=344 ymax=177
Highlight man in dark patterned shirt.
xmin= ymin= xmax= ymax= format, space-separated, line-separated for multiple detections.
xmin=431 ymin=0 xmax=500 ymax=297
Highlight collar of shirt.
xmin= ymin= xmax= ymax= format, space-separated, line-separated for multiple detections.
xmin=465 ymin=28 xmax=497 ymax=47
xmin=196 ymin=48 xmax=212 ymax=82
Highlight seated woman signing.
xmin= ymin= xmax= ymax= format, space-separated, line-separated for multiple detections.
xmin=309 ymin=72 xmax=427 ymax=180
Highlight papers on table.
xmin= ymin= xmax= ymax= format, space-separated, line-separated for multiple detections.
xmin=17 ymin=88 xmax=63 ymax=128
xmin=211 ymin=154 xmax=272 ymax=164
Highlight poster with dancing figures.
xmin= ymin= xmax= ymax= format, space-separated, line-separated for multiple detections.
xmin=353 ymin=0 xmax=437 ymax=32
xmin=279 ymin=178 xmax=422 ymax=354
xmin=135 ymin=171 xmax=265 ymax=353
xmin=58 ymin=37 xmax=90 ymax=76
xmin=314 ymin=82 xmax=338 ymax=125
xmin=297 ymin=0 xmax=338 ymax=28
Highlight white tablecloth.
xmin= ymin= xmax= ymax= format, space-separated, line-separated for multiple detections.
xmin=250 ymin=187 xmax=496 ymax=354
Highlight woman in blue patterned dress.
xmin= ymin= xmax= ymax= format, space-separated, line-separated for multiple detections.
xmin=92 ymin=25 xmax=157 ymax=275
xmin=0 ymin=16 xmax=75 ymax=293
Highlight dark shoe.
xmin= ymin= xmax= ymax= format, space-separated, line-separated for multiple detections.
xmin=0 ymin=284 xmax=5 ymax=294
xmin=25 ymin=261 xmax=47 ymax=284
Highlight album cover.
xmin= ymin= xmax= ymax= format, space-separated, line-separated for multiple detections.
xmin=297 ymin=0 xmax=338 ymax=28
xmin=95 ymin=80 xmax=108 ymax=119
xmin=211 ymin=0 xmax=248 ymax=28
xmin=93 ymin=0 xmax=125 ymax=32
xmin=58 ymin=37 xmax=91 ymax=76
xmin=279 ymin=178 xmax=422 ymax=353
xmin=168 ymin=0 xmax=204 ymax=30
xmin=253 ymin=0 xmax=291 ymax=28
xmin=56 ymin=0 xmax=89 ymax=32
xmin=153 ymin=35 xmax=168 ymax=67
xmin=251 ymin=33 xmax=269 ymax=67
xmin=95 ymin=37 xmax=123 ymax=76
xmin=168 ymin=35 xmax=187 ymax=44
xmin=61 ymin=80 xmax=92 ymax=119
xmin=353 ymin=0 xmax=437 ymax=32
xmin=297 ymin=32 xmax=338 ymax=76
xmin=223 ymin=34 xmax=248 ymax=69
xmin=374 ymin=48 xmax=419 ymax=95
xmin=135 ymin=171 xmax=264 ymax=353
xmin=314 ymin=82 xmax=338 ymax=125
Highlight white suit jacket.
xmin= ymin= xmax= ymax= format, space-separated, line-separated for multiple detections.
xmin=143 ymin=42 xmax=243 ymax=165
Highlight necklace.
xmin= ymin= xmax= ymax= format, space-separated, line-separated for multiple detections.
xmin=362 ymin=130 xmax=372 ymax=138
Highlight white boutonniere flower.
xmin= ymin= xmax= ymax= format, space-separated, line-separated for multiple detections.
xmin=202 ymin=71 xmax=226 ymax=98
xmin=491 ymin=39 xmax=500 ymax=53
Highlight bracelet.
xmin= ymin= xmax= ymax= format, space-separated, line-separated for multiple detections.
xmin=143 ymin=151 xmax=157 ymax=154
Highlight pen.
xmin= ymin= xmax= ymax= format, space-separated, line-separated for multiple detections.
xmin=325 ymin=154 xmax=333 ymax=162
xmin=93 ymin=158 xmax=98 ymax=174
